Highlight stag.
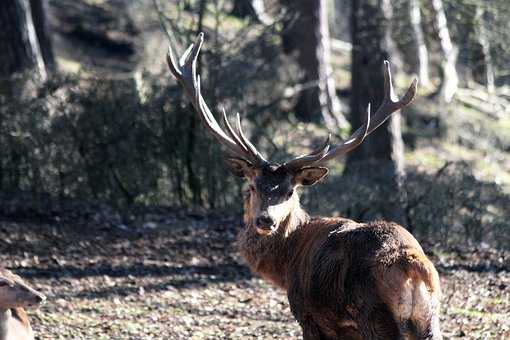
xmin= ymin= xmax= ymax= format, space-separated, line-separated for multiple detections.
xmin=167 ymin=33 xmax=441 ymax=340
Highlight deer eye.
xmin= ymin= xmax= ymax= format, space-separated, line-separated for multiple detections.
xmin=249 ymin=185 xmax=255 ymax=192
xmin=287 ymin=189 xmax=294 ymax=198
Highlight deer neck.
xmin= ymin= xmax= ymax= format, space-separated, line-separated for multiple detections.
xmin=0 ymin=308 xmax=31 ymax=340
xmin=0 ymin=309 xmax=11 ymax=340
xmin=238 ymin=194 xmax=309 ymax=289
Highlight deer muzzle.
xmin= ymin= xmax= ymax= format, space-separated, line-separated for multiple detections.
xmin=255 ymin=212 xmax=275 ymax=231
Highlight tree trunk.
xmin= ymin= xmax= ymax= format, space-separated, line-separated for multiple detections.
xmin=281 ymin=0 xmax=348 ymax=130
xmin=408 ymin=0 xmax=430 ymax=86
xmin=29 ymin=0 xmax=55 ymax=73
xmin=0 ymin=0 xmax=47 ymax=192
xmin=346 ymin=0 xmax=407 ymax=225
xmin=473 ymin=7 xmax=494 ymax=93
xmin=428 ymin=0 xmax=458 ymax=103
xmin=0 ymin=0 xmax=46 ymax=85
xmin=230 ymin=0 xmax=271 ymax=24
xmin=331 ymin=0 xmax=351 ymax=42
xmin=183 ymin=0 xmax=207 ymax=206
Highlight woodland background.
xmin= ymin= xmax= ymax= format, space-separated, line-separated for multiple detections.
xmin=0 ymin=0 xmax=508 ymax=338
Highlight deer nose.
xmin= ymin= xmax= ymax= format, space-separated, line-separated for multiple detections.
xmin=35 ymin=294 xmax=46 ymax=304
xmin=256 ymin=214 xmax=274 ymax=229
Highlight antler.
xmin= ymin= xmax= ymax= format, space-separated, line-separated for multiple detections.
xmin=286 ymin=61 xmax=417 ymax=170
xmin=167 ymin=34 xmax=416 ymax=170
xmin=284 ymin=135 xmax=331 ymax=171
xmin=166 ymin=33 xmax=267 ymax=166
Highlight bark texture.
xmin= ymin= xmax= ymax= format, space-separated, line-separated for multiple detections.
xmin=408 ymin=0 xmax=430 ymax=86
xmin=281 ymin=0 xmax=347 ymax=129
xmin=429 ymin=0 xmax=458 ymax=102
xmin=0 ymin=0 xmax=46 ymax=82
xmin=346 ymin=0 xmax=407 ymax=225
xmin=473 ymin=6 xmax=494 ymax=93
xmin=30 ymin=0 xmax=54 ymax=73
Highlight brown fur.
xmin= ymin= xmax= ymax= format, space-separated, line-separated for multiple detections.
xmin=0 ymin=268 xmax=45 ymax=340
xmin=238 ymin=192 xmax=442 ymax=340
xmin=11 ymin=308 xmax=29 ymax=329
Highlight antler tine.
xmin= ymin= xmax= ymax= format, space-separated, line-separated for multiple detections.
xmin=220 ymin=108 xmax=246 ymax=149
xmin=220 ymin=109 xmax=267 ymax=163
xmin=365 ymin=60 xmax=418 ymax=135
xmin=316 ymin=104 xmax=371 ymax=163
xmin=284 ymin=134 xmax=331 ymax=171
xmin=166 ymin=33 xmax=266 ymax=165
xmin=234 ymin=113 xmax=268 ymax=163
xmin=315 ymin=61 xmax=417 ymax=165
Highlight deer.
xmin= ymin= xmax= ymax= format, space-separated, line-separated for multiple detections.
xmin=166 ymin=33 xmax=442 ymax=340
xmin=0 ymin=268 xmax=46 ymax=340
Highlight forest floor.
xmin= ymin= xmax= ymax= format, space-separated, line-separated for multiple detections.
xmin=0 ymin=215 xmax=508 ymax=339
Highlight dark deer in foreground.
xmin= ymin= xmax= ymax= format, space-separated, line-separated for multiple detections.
xmin=0 ymin=268 xmax=46 ymax=340
xmin=167 ymin=33 xmax=441 ymax=340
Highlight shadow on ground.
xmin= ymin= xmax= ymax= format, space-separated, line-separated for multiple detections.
xmin=0 ymin=216 xmax=508 ymax=339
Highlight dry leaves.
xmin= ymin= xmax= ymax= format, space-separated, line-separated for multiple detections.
xmin=0 ymin=218 xmax=507 ymax=339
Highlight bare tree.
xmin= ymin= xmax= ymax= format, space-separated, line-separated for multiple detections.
xmin=280 ymin=0 xmax=348 ymax=130
xmin=428 ymin=0 xmax=458 ymax=103
xmin=29 ymin=0 xmax=55 ymax=73
xmin=0 ymin=0 xmax=47 ymax=87
xmin=473 ymin=6 xmax=494 ymax=93
xmin=408 ymin=0 xmax=430 ymax=86
xmin=346 ymin=0 xmax=407 ymax=224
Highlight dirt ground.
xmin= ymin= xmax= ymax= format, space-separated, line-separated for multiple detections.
xmin=0 ymin=216 xmax=508 ymax=339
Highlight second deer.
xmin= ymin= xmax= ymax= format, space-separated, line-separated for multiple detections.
xmin=167 ymin=33 xmax=442 ymax=340
xmin=0 ymin=268 xmax=45 ymax=340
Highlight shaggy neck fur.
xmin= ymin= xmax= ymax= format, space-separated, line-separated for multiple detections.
xmin=0 ymin=308 xmax=30 ymax=340
xmin=0 ymin=309 xmax=10 ymax=340
xmin=238 ymin=192 xmax=309 ymax=288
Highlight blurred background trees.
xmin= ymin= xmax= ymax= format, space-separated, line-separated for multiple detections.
xmin=0 ymin=0 xmax=50 ymax=87
xmin=0 ymin=0 xmax=509 ymax=248
xmin=280 ymin=0 xmax=348 ymax=129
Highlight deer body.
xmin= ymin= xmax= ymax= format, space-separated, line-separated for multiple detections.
xmin=238 ymin=198 xmax=440 ymax=339
xmin=166 ymin=33 xmax=442 ymax=339
xmin=0 ymin=269 xmax=45 ymax=340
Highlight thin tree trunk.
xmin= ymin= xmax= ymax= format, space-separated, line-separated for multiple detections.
xmin=0 ymin=0 xmax=47 ymax=192
xmin=429 ymin=0 xmax=458 ymax=103
xmin=346 ymin=0 xmax=406 ymax=225
xmin=409 ymin=0 xmax=430 ymax=86
xmin=185 ymin=0 xmax=207 ymax=206
xmin=474 ymin=7 xmax=494 ymax=93
xmin=29 ymin=0 xmax=55 ymax=73
xmin=0 ymin=0 xmax=46 ymax=85
xmin=281 ymin=0 xmax=348 ymax=130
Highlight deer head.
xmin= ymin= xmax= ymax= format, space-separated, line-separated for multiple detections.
xmin=166 ymin=33 xmax=417 ymax=235
xmin=0 ymin=269 xmax=45 ymax=310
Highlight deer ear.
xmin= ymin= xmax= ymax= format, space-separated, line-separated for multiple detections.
xmin=293 ymin=167 xmax=329 ymax=186
xmin=225 ymin=158 xmax=255 ymax=178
